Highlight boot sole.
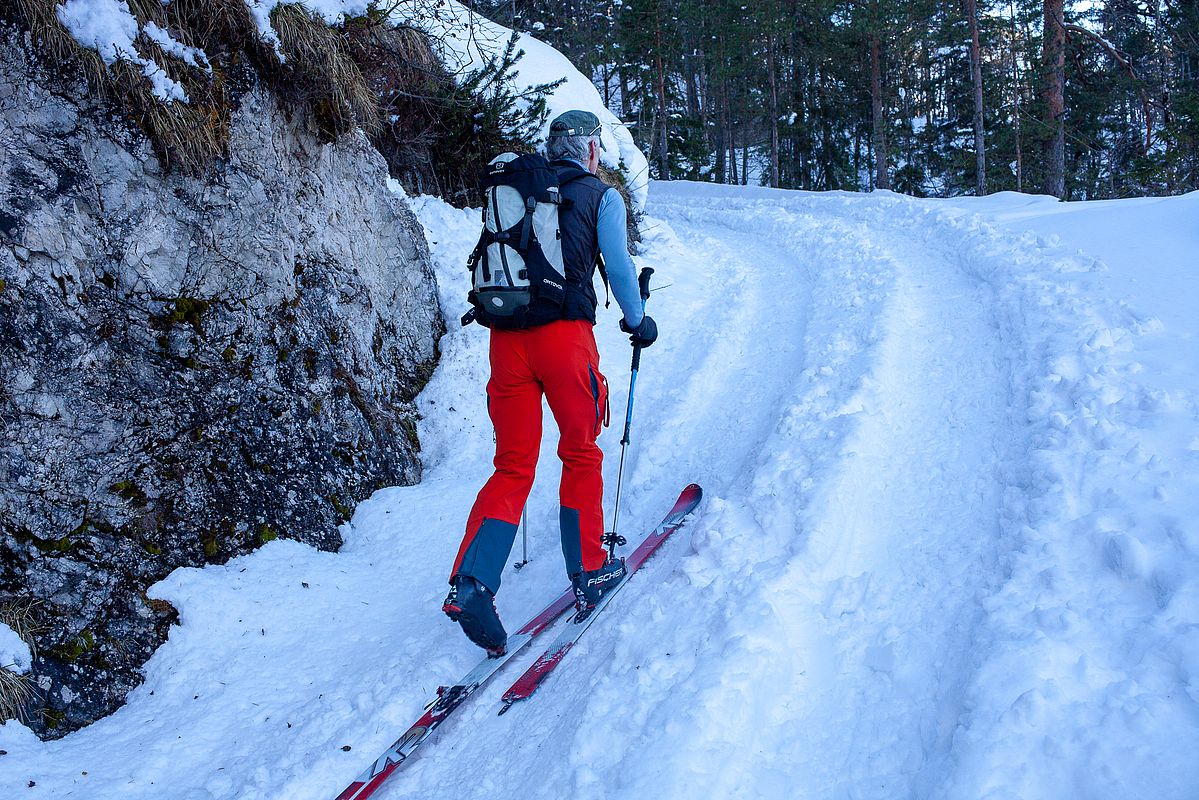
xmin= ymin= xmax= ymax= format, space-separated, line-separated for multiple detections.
xmin=443 ymin=602 xmax=507 ymax=657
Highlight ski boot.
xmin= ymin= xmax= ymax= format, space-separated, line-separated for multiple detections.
xmin=443 ymin=576 xmax=508 ymax=657
xmin=571 ymin=557 xmax=627 ymax=617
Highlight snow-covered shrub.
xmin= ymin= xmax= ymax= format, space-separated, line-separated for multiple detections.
xmin=368 ymin=29 xmax=563 ymax=205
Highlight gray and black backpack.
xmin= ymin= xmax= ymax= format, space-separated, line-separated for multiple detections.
xmin=462 ymin=152 xmax=586 ymax=329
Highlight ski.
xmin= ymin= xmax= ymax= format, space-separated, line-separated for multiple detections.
xmin=497 ymin=483 xmax=703 ymax=715
xmin=332 ymin=587 xmax=575 ymax=800
xmin=331 ymin=484 xmax=702 ymax=797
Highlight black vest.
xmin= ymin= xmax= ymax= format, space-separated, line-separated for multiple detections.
xmin=552 ymin=161 xmax=608 ymax=324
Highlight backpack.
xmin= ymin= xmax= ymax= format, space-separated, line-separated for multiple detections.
xmin=461 ymin=152 xmax=570 ymax=330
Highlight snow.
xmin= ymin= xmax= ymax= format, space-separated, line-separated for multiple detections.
xmin=142 ymin=21 xmax=210 ymax=72
xmin=2 ymin=184 xmax=1198 ymax=798
xmin=57 ymin=0 xmax=190 ymax=103
xmin=56 ymin=0 xmax=139 ymax=66
xmin=241 ymin=0 xmax=372 ymax=53
xmin=0 ymin=624 xmax=30 ymax=675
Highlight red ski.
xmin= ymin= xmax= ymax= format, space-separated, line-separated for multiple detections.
xmin=498 ymin=483 xmax=703 ymax=714
xmin=332 ymin=588 xmax=574 ymax=800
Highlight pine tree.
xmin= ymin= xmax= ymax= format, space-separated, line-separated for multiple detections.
xmin=489 ymin=0 xmax=1197 ymax=198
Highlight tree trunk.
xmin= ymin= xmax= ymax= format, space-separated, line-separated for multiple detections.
xmin=966 ymin=0 xmax=988 ymax=195
xmin=870 ymin=33 xmax=890 ymax=190
xmin=729 ymin=115 xmax=739 ymax=184
xmin=1010 ymin=0 xmax=1024 ymax=192
xmin=654 ymin=21 xmax=671 ymax=181
xmin=1041 ymin=0 xmax=1066 ymax=198
xmin=768 ymin=33 xmax=781 ymax=187
xmin=716 ymin=37 xmax=728 ymax=183
xmin=714 ymin=94 xmax=726 ymax=181
xmin=696 ymin=55 xmax=711 ymax=154
xmin=684 ymin=55 xmax=700 ymax=118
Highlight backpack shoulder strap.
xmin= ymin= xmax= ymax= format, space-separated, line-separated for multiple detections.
xmin=595 ymin=251 xmax=610 ymax=309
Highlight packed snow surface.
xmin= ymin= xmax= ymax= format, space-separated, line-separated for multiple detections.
xmin=2 ymin=184 xmax=1197 ymax=799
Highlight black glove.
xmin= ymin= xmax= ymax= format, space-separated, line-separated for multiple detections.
xmin=619 ymin=314 xmax=658 ymax=348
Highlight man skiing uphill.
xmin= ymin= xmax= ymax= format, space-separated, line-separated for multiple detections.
xmin=443 ymin=110 xmax=658 ymax=655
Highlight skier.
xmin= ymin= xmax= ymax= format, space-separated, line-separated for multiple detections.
xmin=443 ymin=110 xmax=658 ymax=655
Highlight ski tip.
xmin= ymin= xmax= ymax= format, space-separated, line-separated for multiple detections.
xmin=497 ymin=700 xmax=514 ymax=716
xmin=675 ymin=484 xmax=703 ymax=509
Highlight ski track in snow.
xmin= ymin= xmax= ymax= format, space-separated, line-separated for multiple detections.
xmin=4 ymin=184 xmax=1197 ymax=800
xmin=468 ymin=187 xmax=1023 ymax=800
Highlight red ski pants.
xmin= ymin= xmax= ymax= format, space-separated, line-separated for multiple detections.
xmin=451 ymin=320 xmax=610 ymax=593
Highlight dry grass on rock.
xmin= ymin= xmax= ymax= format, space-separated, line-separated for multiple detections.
xmin=4 ymin=0 xmax=392 ymax=170
xmin=270 ymin=3 xmax=380 ymax=140
xmin=0 ymin=598 xmax=42 ymax=724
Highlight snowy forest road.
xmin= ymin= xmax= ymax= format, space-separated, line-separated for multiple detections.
xmin=8 ymin=183 xmax=1195 ymax=800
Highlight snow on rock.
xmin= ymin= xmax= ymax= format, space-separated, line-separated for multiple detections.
xmin=0 ymin=624 xmax=31 ymax=674
xmin=55 ymin=0 xmax=138 ymax=65
xmin=241 ymin=0 xmax=372 ymax=53
xmin=58 ymin=0 xmax=647 ymax=202
xmin=57 ymin=0 xmax=190 ymax=102
xmin=392 ymin=1 xmax=651 ymax=210
xmin=141 ymin=21 xmax=210 ymax=72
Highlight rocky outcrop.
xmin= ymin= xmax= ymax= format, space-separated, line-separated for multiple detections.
xmin=0 ymin=31 xmax=443 ymax=736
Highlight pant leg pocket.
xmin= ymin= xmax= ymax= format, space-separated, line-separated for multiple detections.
xmin=587 ymin=363 xmax=610 ymax=438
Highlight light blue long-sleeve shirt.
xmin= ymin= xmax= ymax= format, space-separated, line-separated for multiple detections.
xmin=597 ymin=188 xmax=644 ymax=328
xmin=563 ymin=159 xmax=643 ymax=327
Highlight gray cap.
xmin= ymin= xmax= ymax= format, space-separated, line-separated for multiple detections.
xmin=548 ymin=109 xmax=603 ymax=140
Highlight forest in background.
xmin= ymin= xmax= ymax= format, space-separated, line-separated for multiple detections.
xmin=478 ymin=0 xmax=1199 ymax=199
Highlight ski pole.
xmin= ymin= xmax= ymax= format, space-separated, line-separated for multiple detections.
xmin=608 ymin=267 xmax=654 ymax=556
xmin=514 ymin=506 xmax=530 ymax=570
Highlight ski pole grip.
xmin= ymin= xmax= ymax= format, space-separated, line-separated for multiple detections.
xmin=638 ymin=267 xmax=654 ymax=300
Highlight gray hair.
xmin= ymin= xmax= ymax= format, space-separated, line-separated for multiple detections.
xmin=545 ymin=134 xmax=598 ymax=164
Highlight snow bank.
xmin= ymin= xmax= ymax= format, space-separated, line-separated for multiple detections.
xmin=930 ymin=190 xmax=1199 ymax=798
xmin=0 ymin=624 xmax=31 ymax=675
